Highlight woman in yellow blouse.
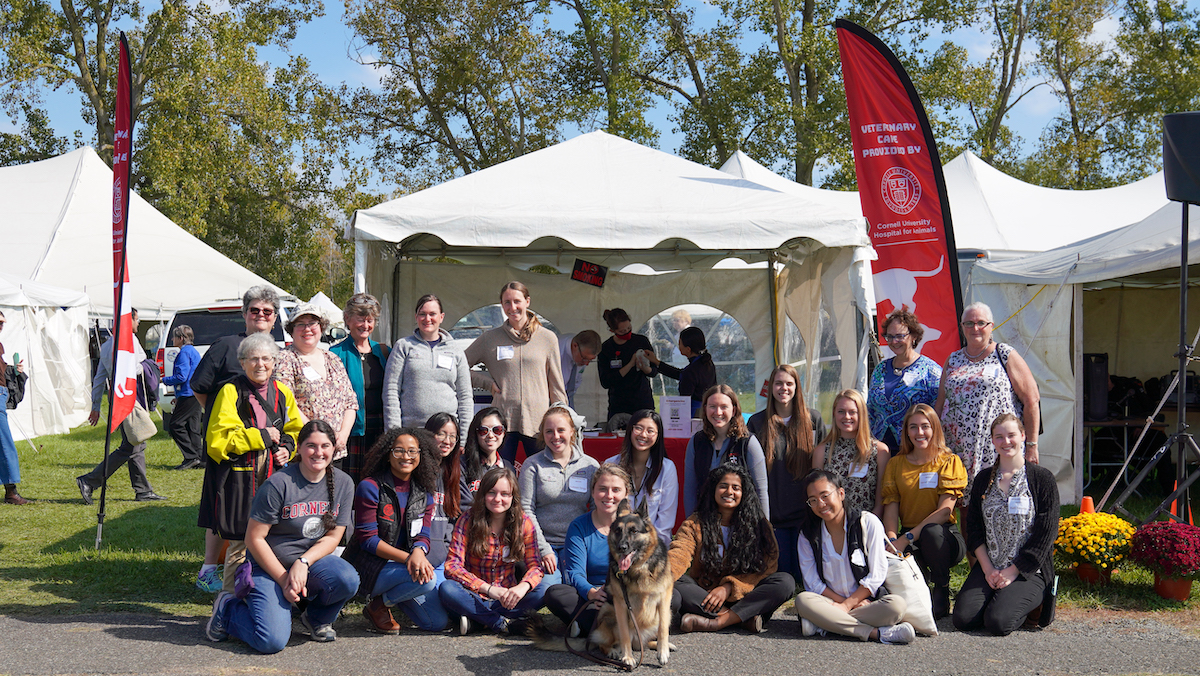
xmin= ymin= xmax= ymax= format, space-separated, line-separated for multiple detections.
xmin=881 ymin=403 xmax=967 ymax=619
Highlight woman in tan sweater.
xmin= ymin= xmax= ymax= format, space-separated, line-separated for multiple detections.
xmin=669 ymin=463 xmax=795 ymax=634
xmin=464 ymin=281 xmax=567 ymax=464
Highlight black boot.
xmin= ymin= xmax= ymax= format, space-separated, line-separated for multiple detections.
xmin=932 ymin=585 xmax=950 ymax=619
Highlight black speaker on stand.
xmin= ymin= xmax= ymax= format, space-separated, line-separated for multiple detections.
xmin=1107 ymin=113 xmax=1200 ymax=523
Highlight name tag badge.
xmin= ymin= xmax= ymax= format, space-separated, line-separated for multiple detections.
xmin=984 ymin=363 xmax=1004 ymax=380
xmin=918 ymin=471 xmax=939 ymax=489
xmin=1008 ymin=495 xmax=1032 ymax=515
xmin=568 ymin=474 xmax=589 ymax=492
xmin=610 ymin=359 xmax=622 ymax=369
xmin=410 ymin=519 xmax=422 ymax=537
xmin=301 ymin=365 xmax=321 ymax=381
xmin=497 ymin=345 xmax=515 ymax=360
xmin=849 ymin=463 xmax=869 ymax=479
xmin=902 ymin=370 xmax=920 ymax=387
xmin=437 ymin=354 xmax=454 ymax=370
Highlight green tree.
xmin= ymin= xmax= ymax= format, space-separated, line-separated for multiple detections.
xmin=0 ymin=103 xmax=72 ymax=166
xmin=346 ymin=0 xmax=566 ymax=184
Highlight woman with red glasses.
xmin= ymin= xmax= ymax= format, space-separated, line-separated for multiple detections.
xmin=459 ymin=407 xmax=516 ymax=513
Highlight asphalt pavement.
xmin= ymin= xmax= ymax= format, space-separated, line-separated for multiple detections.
xmin=1 ymin=609 xmax=1197 ymax=675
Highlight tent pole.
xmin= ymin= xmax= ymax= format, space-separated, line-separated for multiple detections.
xmin=767 ymin=252 xmax=779 ymax=364
xmin=1073 ymin=283 xmax=1084 ymax=504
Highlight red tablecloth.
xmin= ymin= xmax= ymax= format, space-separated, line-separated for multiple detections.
xmin=582 ymin=435 xmax=690 ymax=533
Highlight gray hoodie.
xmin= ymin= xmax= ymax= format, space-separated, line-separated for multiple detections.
xmin=518 ymin=407 xmax=599 ymax=556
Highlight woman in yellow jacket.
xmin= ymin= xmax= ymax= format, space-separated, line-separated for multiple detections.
xmin=669 ymin=463 xmax=795 ymax=634
xmin=199 ymin=333 xmax=304 ymax=593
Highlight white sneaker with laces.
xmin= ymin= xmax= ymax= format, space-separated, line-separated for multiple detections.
xmin=800 ymin=617 xmax=822 ymax=637
xmin=878 ymin=621 xmax=916 ymax=645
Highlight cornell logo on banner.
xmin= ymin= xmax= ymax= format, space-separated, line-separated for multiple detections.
xmin=881 ymin=167 xmax=921 ymax=214
xmin=112 ymin=176 xmax=123 ymax=224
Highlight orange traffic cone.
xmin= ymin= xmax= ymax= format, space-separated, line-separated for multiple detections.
xmin=1168 ymin=481 xmax=1194 ymax=525
xmin=1080 ymin=496 xmax=1095 ymax=513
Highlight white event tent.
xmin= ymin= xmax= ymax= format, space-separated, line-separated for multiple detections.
xmin=970 ymin=202 xmax=1197 ymax=504
xmin=349 ymin=131 xmax=876 ymax=424
xmin=720 ymin=149 xmax=1171 ymax=503
xmin=0 ymin=273 xmax=91 ymax=440
xmin=2 ymin=147 xmax=285 ymax=321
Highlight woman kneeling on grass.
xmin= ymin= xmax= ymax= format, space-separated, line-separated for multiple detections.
xmin=795 ymin=470 xmax=914 ymax=644
xmin=440 ymin=466 xmax=546 ymax=636
xmin=206 ymin=420 xmax=358 ymax=653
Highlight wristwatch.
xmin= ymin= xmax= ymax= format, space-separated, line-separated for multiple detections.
xmin=298 ymin=557 xmax=311 ymax=567
xmin=904 ymin=532 xmax=914 ymax=542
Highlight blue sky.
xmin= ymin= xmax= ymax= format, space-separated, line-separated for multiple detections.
xmin=0 ymin=3 xmax=1129 ymax=188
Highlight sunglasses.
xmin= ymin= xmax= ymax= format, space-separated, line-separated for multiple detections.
xmin=247 ymin=307 xmax=276 ymax=317
xmin=476 ymin=425 xmax=505 ymax=438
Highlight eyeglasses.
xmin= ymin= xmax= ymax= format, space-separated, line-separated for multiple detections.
xmin=243 ymin=356 xmax=275 ymax=364
xmin=476 ymin=425 xmax=505 ymax=438
xmin=806 ymin=491 xmax=836 ymax=507
xmin=293 ymin=320 xmax=321 ymax=332
xmin=882 ymin=333 xmax=910 ymax=342
xmin=961 ymin=320 xmax=992 ymax=329
xmin=391 ymin=448 xmax=420 ymax=458
xmin=435 ymin=431 xmax=457 ymax=442
xmin=247 ymin=307 xmax=276 ymax=317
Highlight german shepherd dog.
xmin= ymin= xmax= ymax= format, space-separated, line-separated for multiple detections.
xmin=531 ymin=498 xmax=674 ymax=668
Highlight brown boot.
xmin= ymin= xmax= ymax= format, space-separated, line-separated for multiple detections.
xmin=740 ymin=614 xmax=764 ymax=633
xmin=4 ymin=484 xmax=29 ymax=505
xmin=363 ymin=596 xmax=400 ymax=634
xmin=679 ymin=610 xmax=739 ymax=633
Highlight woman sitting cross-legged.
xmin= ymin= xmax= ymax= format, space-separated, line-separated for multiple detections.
xmin=795 ymin=470 xmax=915 ymax=644
xmin=205 ymin=421 xmax=358 ymax=653
xmin=344 ymin=427 xmax=450 ymax=634
xmin=669 ymin=463 xmax=794 ymax=634
xmin=440 ymin=466 xmax=546 ymax=635
xmin=952 ymin=413 xmax=1059 ymax=635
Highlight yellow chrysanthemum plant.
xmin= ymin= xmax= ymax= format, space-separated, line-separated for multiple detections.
xmin=1055 ymin=511 xmax=1136 ymax=570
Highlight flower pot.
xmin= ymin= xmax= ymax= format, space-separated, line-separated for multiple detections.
xmin=1153 ymin=573 xmax=1193 ymax=601
xmin=1075 ymin=562 xmax=1112 ymax=585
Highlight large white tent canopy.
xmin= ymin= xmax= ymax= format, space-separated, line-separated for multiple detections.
xmin=2 ymin=147 xmax=286 ymax=321
xmin=0 ymin=273 xmax=91 ymax=440
xmin=970 ymin=202 xmax=1200 ymax=504
xmin=350 ymin=131 xmax=877 ymax=424
xmin=719 ymin=149 xmax=1169 ymax=257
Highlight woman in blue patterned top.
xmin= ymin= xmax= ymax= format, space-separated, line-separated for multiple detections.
xmin=867 ymin=307 xmax=941 ymax=454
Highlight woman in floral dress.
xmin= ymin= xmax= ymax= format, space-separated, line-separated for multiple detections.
xmin=813 ymin=389 xmax=889 ymax=516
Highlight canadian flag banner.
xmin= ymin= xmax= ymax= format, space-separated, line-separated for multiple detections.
xmin=836 ymin=19 xmax=963 ymax=366
xmin=110 ymin=33 xmax=137 ymax=427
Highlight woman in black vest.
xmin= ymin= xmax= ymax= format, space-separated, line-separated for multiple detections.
xmin=682 ymin=385 xmax=769 ymax=519
xmin=795 ymin=470 xmax=915 ymax=644
xmin=344 ymin=427 xmax=450 ymax=633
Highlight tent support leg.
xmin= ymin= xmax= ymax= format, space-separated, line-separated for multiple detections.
xmin=1073 ymin=283 xmax=1083 ymax=504
xmin=767 ymin=253 xmax=779 ymax=364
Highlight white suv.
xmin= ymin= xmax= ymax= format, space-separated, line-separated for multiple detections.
xmin=155 ymin=302 xmax=291 ymax=421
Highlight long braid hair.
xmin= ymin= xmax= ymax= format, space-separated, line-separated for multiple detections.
xmin=466 ymin=467 xmax=525 ymax=562
xmin=425 ymin=412 xmax=463 ymax=519
xmin=298 ymin=420 xmax=340 ymax=532
xmin=696 ymin=463 xmax=771 ymax=576
xmin=759 ymin=364 xmax=813 ymax=479
xmin=500 ymin=281 xmax=541 ymax=342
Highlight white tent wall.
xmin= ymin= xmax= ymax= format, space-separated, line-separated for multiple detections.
xmin=0 ymin=305 xmax=91 ymax=442
xmin=392 ymin=262 xmax=787 ymax=427
xmin=968 ymin=281 xmax=1077 ymax=503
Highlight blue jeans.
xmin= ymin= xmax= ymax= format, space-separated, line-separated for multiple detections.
xmin=372 ymin=561 xmax=449 ymax=631
xmin=534 ymin=545 xmax=564 ymax=590
xmin=224 ymin=556 xmax=359 ymax=654
xmin=774 ymin=526 xmax=803 ymax=589
xmin=439 ymin=578 xmax=547 ymax=631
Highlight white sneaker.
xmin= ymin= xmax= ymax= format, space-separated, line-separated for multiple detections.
xmin=457 ymin=615 xmax=471 ymax=636
xmin=568 ymin=621 xmax=581 ymax=638
xmin=878 ymin=622 xmax=916 ymax=645
xmin=800 ymin=617 xmax=821 ymax=637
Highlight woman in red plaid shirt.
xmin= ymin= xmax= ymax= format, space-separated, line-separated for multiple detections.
xmin=440 ymin=466 xmax=546 ymax=635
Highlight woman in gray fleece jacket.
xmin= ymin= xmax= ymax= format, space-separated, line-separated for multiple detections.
xmin=383 ymin=295 xmax=473 ymax=440
xmin=518 ymin=406 xmax=598 ymax=590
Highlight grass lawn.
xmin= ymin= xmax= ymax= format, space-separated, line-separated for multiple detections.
xmin=1 ymin=413 xmax=1197 ymax=618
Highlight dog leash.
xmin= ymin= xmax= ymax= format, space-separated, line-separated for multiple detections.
xmin=564 ymin=571 xmax=645 ymax=672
